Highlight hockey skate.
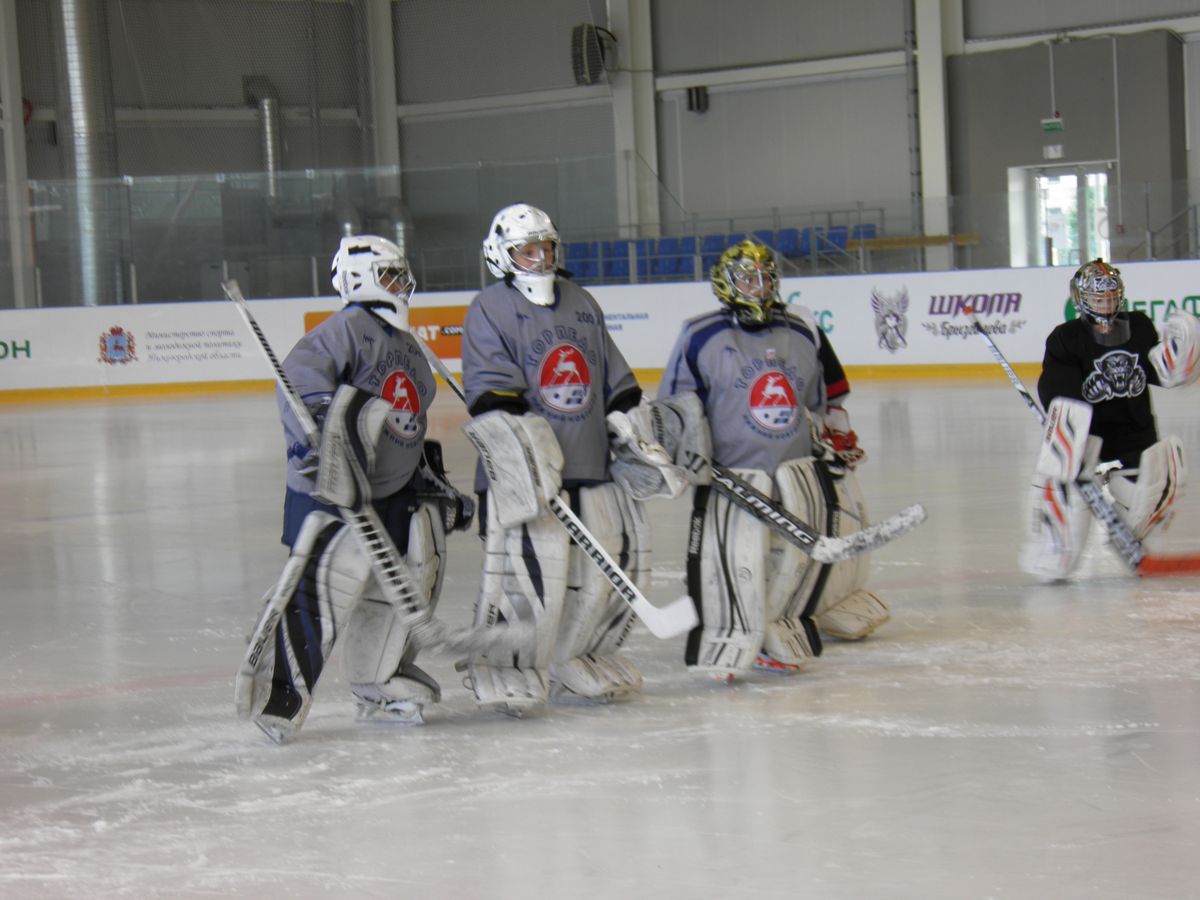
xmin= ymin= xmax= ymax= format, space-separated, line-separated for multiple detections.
xmin=351 ymin=685 xmax=427 ymax=725
xmin=254 ymin=713 xmax=296 ymax=745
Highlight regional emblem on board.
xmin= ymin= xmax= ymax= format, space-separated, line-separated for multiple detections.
xmin=380 ymin=369 xmax=422 ymax=439
xmin=98 ymin=326 xmax=136 ymax=365
xmin=748 ymin=372 xmax=798 ymax=430
xmin=538 ymin=344 xmax=591 ymax=413
xmin=870 ymin=288 xmax=909 ymax=353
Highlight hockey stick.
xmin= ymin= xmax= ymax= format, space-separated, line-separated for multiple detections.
xmin=419 ymin=336 xmax=922 ymax=563
xmin=709 ymin=464 xmax=927 ymax=563
xmin=223 ymin=279 xmax=528 ymax=652
xmin=965 ymin=307 xmax=1200 ymax=576
xmin=413 ymin=334 xmax=697 ymax=639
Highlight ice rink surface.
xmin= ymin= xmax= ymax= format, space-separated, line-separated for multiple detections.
xmin=2 ymin=379 xmax=1200 ymax=899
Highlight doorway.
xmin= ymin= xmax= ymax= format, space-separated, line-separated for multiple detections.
xmin=1008 ymin=162 xmax=1112 ymax=268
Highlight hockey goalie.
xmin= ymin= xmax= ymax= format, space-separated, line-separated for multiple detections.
xmin=656 ymin=238 xmax=890 ymax=682
xmin=1021 ymin=258 xmax=1194 ymax=579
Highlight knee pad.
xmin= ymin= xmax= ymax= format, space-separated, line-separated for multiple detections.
xmin=1019 ymin=477 xmax=1093 ymax=579
xmin=683 ymin=471 xmax=771 ymax=675
xmin=1107 ymin=436 xmax=1186 ymax=539
xmin=234 ymin=511 xmax=370 ymax=739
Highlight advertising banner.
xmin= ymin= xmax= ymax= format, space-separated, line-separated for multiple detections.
xmin=3 ymin=260 xmax=1199 ymax=396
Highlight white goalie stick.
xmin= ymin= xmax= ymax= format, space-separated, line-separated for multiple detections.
xmin=709 ymin=464 xmax=927 ymax=563
xmin=222 ymin=279 xmax=528 ymax=652
xmin=413 ymin=335 xmax=698 ymax=639
xmin=966 ymin=306 xmax=1200 ymax=577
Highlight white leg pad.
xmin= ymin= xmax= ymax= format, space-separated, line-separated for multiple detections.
xmin=761 ymin=618 xmax=818 ymax=668
xmin=685 ymin=470 xmax=770 ymax=676
xmin=1107 ymin=436 xmax=1186 ymax=539
xmin=551 ymin=484 xmax=645 ymax=700
xmin=465 ymin=498 xmax=569 ymax=713
xmin=1019 ymin=477 xmax=1093 ymax=579
xmin=342 ymin=503 xmax=446 ymax=721
xmin=464 ymin=662 xmax=549 ymax=717
xmin=815 ymin=591 xmax=891 ymax=640
xmin=234 ymin=512 xmax=370 ymax=740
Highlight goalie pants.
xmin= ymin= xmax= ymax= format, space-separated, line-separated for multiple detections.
xmin=238 ymin=485 xmax=445 ymax=732
xmin=467 ymin=482 xmax=647 ymax=712
xmin=684 ymin=458 xmax=889 ymax=675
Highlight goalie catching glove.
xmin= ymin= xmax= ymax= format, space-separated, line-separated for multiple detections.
xmin=607 ymin=400 xmax=688 ymax=500
xmin=1150 ymin=310 xmax=1200 ymax=388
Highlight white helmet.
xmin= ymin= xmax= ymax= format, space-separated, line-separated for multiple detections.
xmin=482 ymin=203 xmax=560 ymax=305
xmin=330 ymin=234 xmax=416 ymax=330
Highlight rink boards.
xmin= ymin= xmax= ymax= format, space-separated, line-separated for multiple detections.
xmin=2 ymin=259 xmax=1200 ymax=400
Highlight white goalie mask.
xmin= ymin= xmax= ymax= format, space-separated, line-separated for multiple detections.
xmin=331 ymin=234 xmax=416 ymax=331
xmin=482 ymin=203 xmax=560 ymax=306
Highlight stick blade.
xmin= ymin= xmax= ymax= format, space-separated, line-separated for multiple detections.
xmin=638 ymin=595 xmax=699 ymax=639
xmin=809 ymin=503 xmax=928 ymax=563
xmin=1136 ymin=553 xmax=1200 ymax=577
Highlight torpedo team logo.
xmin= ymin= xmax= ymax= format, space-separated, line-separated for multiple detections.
xmin=381 ymin=370 xmax=422 ymax=438
xmin=538 ymin=344 xmax=591 ymax=412
xmin=748 ymin=372 xmax=797 ymax=430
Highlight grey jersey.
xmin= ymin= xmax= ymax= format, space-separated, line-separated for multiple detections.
xmin=462 ymin=278 xmax=638 ymax=489
xmin=279 ymin=303 xmax=435 ymax=498
xmin=658 ymin=308 xmax=824 ymax=472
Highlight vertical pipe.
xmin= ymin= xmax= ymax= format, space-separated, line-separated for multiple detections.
xmin=258 ymin=97 xmax=281 ymax=200
xmin=51 ymin=0 xmax=120 ymax=306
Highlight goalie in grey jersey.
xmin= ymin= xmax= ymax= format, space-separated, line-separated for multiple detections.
xmin=657 ymin=239 xmax=889 ymax=681
xmin=234 ymin=235 xmax=471 ymax=742
xmin=458 ymin=203 xmax=683 ymax=716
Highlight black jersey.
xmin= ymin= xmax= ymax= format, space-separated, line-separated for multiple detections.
xmin=1037 ymin=312 xmax=1161 ymax=468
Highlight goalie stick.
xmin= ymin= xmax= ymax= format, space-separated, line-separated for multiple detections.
xmin=223 ymin=279 xmax=527 ymax=652
xmin=416 ymin=333 xmax=923 ymax=564
xmin=412 ymin=334 xmax=697 ymax=639
xmin=965 ymin=306 xmax=1200 ymax=577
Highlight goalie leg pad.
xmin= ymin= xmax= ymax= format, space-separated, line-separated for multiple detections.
xmin=550 ymin=484 xmax=645 ymax=701
xmin=1019 ymin=476 xmax=1093 ymax=579
xmin=465 ymin=498 xmax=569 ymax=714
xmin=815 ymin=591 xmax=891 ymax=641
xmin=343 ymin=499 xmax=446 ymax=720
xmin=461 ymin=411 xmax=564 ymax=528
xmin=234 ymin=511 xmax=370 ymax=739
xmin=683 ymin=471 xmax=771 ymax=676
xmin=1106 ymin=436 xmax=1186 ymax=539
xmin=1035 ymin=397 xmax=1098 ymax=483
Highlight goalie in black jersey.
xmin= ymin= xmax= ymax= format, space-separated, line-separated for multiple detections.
xmin=1022 ymin=258 xmax=1200 ymax=578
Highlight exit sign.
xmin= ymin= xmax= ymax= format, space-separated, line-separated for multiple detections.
xmin=1041 ymin=116 xmax=1064 ymax=132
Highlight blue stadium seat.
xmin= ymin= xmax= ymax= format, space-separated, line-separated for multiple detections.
xmin=603 ymin=240 xmax=631 ymax=281
xmin=654 ymin=236 xmax=681 ymax=278
xmin=818 ymin=225 xmax=849 ymax=256
xmin=775 ymin=228 xmax=800 ymax=256
xmin=851 ymin=223 xmax=878 ymax=242
xmin=753 ymin=229 xmax=774 ymax=248
xmin=564 ymin=241 xmax=599 ymax=282
xmin=797 ymin=228 xmax=812 ymax=257
xmin=700 ymin=233 xmax=727 ymax=272
xmin=634 ymin=238 xmax=654 ymax=281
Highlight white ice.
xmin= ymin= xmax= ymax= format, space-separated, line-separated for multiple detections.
xmin=2 ymin=381 xmax=1199 ymax=899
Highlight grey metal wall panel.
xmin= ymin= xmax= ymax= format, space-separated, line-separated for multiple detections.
xmin=395 ymin=0 xmax=607 ymax=103
xmin=657 ymin=74 xmax=910 ymax=224
xmin=651 ymin=0 xmax=904 ymax=74
xmin=965 ymin=0 xmax=1200 ymax=41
